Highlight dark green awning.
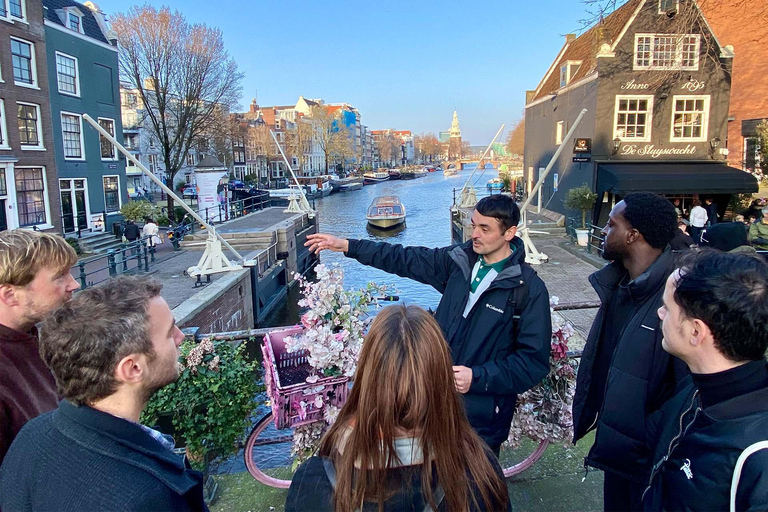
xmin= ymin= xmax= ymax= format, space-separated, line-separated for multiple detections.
xmin=597 ymin=162 xmax=759 ymax=195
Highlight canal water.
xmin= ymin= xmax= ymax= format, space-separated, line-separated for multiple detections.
xmin=262 ymin=164 xmax=496 ymax=327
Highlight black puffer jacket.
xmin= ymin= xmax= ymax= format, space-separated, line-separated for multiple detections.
xmin=572 ymin=248 xmax=686 ymax=482
xmin=345 ymin=237 xmax=551 ymax=447
xmin=643 ymin=365 xmax=768 ymax=511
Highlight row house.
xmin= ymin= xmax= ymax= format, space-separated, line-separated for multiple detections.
xmin=524 ymin=0 xmax=758 ymax=225
xmin=120 ymin=85 xmax=202 ymax=195
xmin=0 ymin=0 xmax=60 ymax=232
xmin=43 ymin=0 xmax=125 ymax=234
xmin=699 ymin=2 xmax=768 ymax=176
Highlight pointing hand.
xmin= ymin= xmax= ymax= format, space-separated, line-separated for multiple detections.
xmin=305 ymin=233 xmax=349 ymax=254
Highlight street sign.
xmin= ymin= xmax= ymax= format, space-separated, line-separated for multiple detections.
xmin=573 ymin=156 xmax=591 ymax=163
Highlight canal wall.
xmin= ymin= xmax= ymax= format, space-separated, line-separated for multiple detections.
xmin=174 ymin=269 xmax=254 ymax=333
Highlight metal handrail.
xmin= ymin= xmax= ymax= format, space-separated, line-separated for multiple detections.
xmin=72 ymin=235 xmax=156 ymax=290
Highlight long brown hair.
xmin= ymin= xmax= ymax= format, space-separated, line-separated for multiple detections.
xmin=318 ymin=305 xmax=509 ymax=512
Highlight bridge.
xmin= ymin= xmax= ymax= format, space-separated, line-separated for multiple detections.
xmin=445 ymin=155 xmax=522 ymax=171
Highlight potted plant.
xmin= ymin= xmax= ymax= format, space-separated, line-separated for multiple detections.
xmin=141 ymin=337 xmax=258 ymax=470
xmin=564 ymin=184 xmax=598 ymax=246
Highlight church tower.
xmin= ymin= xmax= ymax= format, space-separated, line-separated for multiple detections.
xmin=448 ymin=110 xmax=463 ymax=160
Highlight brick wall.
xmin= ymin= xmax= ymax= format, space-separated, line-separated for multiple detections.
xmin=176 ymin=270 xmax=254 ymax=334
xmin=702 ymin=1 xmax=768 ymax=169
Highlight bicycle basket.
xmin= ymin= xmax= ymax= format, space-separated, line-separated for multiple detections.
xmin=262 ymin=326 xmax=350 ymax=429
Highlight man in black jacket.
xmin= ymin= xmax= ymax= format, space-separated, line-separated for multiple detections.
xmin=0 ymin=276 xmax=207 ymax=512
xmin=572 ymin=192 xmax=681 ymax=511
xmin=305 ymin=195 xmax=551 ymax=454
xmin=644 ymin=251 xmax=768 ymax=511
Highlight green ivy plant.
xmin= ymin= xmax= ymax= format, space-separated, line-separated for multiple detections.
xmin=141 ymin=337 xmax=259 ymax=468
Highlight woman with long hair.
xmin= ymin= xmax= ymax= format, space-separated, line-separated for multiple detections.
xmin=285 ymin=305 xmax=510 ymax=512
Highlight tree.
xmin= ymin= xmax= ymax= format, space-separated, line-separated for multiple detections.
xmin=414 ymin=133 xmax=440 ymax=163
xmin=112 ymin=6 xmax=243 ymax=219
xmin=307 ymin=105 xmax=349 ymax=173
xmin=330 ymin=124 xmax=355 ymax=172
xmin=375 ymin=132 xmax=401 ymax=167
xmin=284 ymin=119 xmax=314 ymax=175
xmin=506 ymin=118 xmax=525 ymax=157
xmin=564 ymin=184 xmax=599 ymax=229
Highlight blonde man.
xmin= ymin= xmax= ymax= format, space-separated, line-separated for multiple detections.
xmin=0 ymin=230 xmax=79 ymax=464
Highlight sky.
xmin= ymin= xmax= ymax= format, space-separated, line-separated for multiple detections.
xmin=101 ymin=0 xmax=595 ymax=144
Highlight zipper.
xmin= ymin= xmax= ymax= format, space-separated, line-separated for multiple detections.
xmin=642 ymin=391 xmax=700 ymax=501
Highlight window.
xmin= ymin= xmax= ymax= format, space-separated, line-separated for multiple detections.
xmin=98 ymin=118 xmax=116 ymax=160
xmin=671 ymin=95 xmax=709 ymax=142
xmin=9 ymin=0 xmax=22 ymax=19
xmin=61 ymin=113 xmax=84 ymax=159
xmin=186 ymin=153 xmax=196 ymax=166
xmin=0 ymin=100 xmax=8 ymax=149
xmin=0 ymin=168 xmax=6 ymax=195
xmin=634 ymin=34 xmax=700 ymax=70
xmin=11 ymin=38 xmax=36 ymax=86
xmin=103 ymin=176 xmax=120 ymax=213
xmin=15 ymin=167 xmax=47 ymax=226
xmin=614 ymin=95 xmax=653 ymax=141
xmin=18 ymin=103 xmax=42 ymax=149
xmin=555 ymin=121 xmax=565 ymax=145
xmin=559 ymin=61 xmax=582 ymax=88
xmin=0 ymin=1 xmax=5 ymax=17
xmin=659 ymin=0 xmax=678 ymax=13
xmin=55 ymin=52 xmax=79 ymax=96
xmin=275 ymin=120 xmax=281 ymax=130
xmin=124 ymin=133 xmax=137 ymax=149
xmin=148 ymin=136 xmax=155 ymax=148
xmin=68 ymin=12 xmax=81 ymax=32
xmin=148 ymin=154 xmax=158 ymax=173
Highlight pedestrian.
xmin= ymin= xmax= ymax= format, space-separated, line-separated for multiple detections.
xmin=142 ymin=216 xmax=161 ymax=248
xmin=0 ymin=230 xmax=79 ymax=465
xmin=643 ymin=251 xmax=768 ymax=511
xmin=0 ymin=276 xmax=207 ymax=512
xmin=671 ymin=198 xmax=682 ymax=219
xmin=305 ymin=194 xmax=551 ymax=455
xmin=572 ymin=192 xmax=684 ymax=512
xmin=669 ymin=220 xmax=694 ymax=251
xmin=700 ymin=222 xmax=754 ymax=254
xmin=704 ymin=198 xmax=719 ymax=226
xmin=748 ymin=207 xmax=768 ymax=250
xmin=689 ymin=199 xmax=708 ymax=243
xmin=123 ymin=219 xmax=141 ymax=243
xmin=285 ymin=305 xmax=510 ymax=512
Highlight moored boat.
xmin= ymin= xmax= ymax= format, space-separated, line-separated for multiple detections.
xmin=388 ymin=169 xmax=402 ymax=180
xmin=340 ymin=182 xmax=362 ymax=192
xmin=330 ymin=176 xmax=363 ymax=191
xmin=363 ymin=171 xmax=390 ymax=185
xmin=366 ymin=196 xmax=406 ymax=229
xmin=295 ymin=175 xmax=332 ymax=197
xmin=487 ymin=178 xmax=504 ymax=193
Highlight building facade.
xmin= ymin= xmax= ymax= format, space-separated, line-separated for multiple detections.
xmin=44 ymin=0 xmax=125 ymax=234
xmin=524 ymin=0 xmax=757 ymax=225
xmin=0 ymin=0 xmax=61 ymax=232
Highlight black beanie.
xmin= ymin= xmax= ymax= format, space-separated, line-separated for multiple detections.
xmin=700 ymin=222 xmax=749 ymax=252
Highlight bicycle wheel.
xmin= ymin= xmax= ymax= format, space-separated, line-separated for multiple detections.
xmin=499 ymin=438 xmax=550 ymax=478
xmin=244 ymin=413 xmax=297 ymax=488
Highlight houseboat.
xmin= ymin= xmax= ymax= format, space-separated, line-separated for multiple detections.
xmin=295 ymin=176 xmax=333 ymax=198
xmin=363 ymin=171 xmax=390 ymax=185
xmin=388 ymin=169 xmax=402 ymax=180
xmin=329 ymin=175 xmax=363 ymax=192
xmin=366 ymin=196 xmax=406 ymax=229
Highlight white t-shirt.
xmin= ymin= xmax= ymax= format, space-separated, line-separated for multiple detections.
xmin=690 ymin=205 xmax=708 ymax=227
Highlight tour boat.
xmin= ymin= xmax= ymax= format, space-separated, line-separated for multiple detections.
xmin=366 ymin=196 xmax=406 ymax=229
xmin=444 ymin=167 xmax=459 ymax=176
xmin=363 ymin=171 xmax=390 ymax=185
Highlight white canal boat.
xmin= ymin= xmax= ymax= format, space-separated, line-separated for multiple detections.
xmin=366 ymin=196 xmax=406 ymax=229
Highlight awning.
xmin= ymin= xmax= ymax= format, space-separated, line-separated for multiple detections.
xmin=597 ymin=162 xmax=759 ymax=195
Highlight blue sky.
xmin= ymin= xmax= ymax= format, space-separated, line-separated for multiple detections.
xmin=102 ymin=1 xmax=593 ymax=143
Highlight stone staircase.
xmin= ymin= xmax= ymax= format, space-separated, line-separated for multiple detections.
xmin=70 ymin=231 xmax=123 ymax=254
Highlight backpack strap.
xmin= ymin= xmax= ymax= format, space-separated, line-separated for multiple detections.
xmin=730 ymin=441 xmax=768 ymax=512
xmin=507 ymin=264 xmax=534 ymax=343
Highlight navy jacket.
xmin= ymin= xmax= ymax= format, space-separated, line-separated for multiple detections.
xmin=643 ymin=365 xmax=768 ymax=511
xmin=572 ymin=249 xmax=685 ymax=482
xmin=345 ymin=236 xmax=551 ymax=447
xmin=0 ymin=400 xmax=208 ymax=512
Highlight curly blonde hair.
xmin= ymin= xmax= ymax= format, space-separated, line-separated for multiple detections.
xmin=0 ymin=230 xmax=77 ymax=286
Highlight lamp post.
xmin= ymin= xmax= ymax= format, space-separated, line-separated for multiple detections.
xmin=612 ymin=137 xmax=622 ymax=155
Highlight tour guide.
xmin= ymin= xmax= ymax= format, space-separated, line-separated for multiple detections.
xmin=306 ymin=195 xmax=551 ymax=454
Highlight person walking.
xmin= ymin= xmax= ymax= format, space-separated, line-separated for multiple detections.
xmin=748 ymin=206 xmax=768 ymax=250
xmin=305 ymin=194 xmax=551 ymax=454
xmin=0 ymin=230 xmax=79 ymax=465
xmin=142 ymin=216 xmax=161 ymax=248
xmin=643 ymin=251 xmax=768 ymax=511
xmin=704 ymin=198 xmax=719 ymax=226
xmin=572 ymin=192 xmax=684 ymax=511
xmin=123 ymin=220 xmax=141 ymax=242
xmin=286 ymin=305 xmax=510 ymax=512
xmin=689 ymin=199 xmax=708 ymax=243
xmin=0 ymin=277 xmax=207 ymax=511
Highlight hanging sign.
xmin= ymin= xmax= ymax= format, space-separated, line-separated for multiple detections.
xmin=573 ymin=138 xmax=592 ymax=153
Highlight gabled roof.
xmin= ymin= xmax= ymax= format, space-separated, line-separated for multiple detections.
xmin=529 ymin=0 xmax=642 ymax=103
xmin=42 ymin=0 xmax=110 ymax=45
xmin=196 ymin=155 xmax=226 ymax=169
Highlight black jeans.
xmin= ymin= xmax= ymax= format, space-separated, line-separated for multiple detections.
xmin=603 ymin=471 xmax=645 ymax=512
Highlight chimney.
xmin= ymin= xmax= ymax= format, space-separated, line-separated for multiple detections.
xmin=565 ymin=33 xmax=576 ymax=44
xmin=250 ymin=99 xmax=258 ymax=113
xmin=526 ymin=90 xmax=536 ymax=104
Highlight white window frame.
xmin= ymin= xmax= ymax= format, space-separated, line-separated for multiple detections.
xmin=17 ymin=101 xmax=43 ymax=150
xmin=0 ymin=99 xmax=9 ymax=150
xmin=14 ymin=166 xmax=52 ymax=229
xmin=613 ymin=95 xmax=654 ymax=143
xmin=148 ymin=154 xmax=158 ymax=173
xmin=97 ymin=117 xmax=116 ymax=161
xmin=670 ymin=95 xmax=710 ymax=142
xmin=559 ymin=61 xmax=582 ymax=88
xmin=186 ymin=153 xmax=195 ymax=166
xmin=555 ymin=121 xmax=565 ymax=145
xmin=67 ymin=11 xmax=83 ymax=33
xmin=102 ymin=174 xmax=121 ymax=214
xmin=1 ymin=0 xmax=27 ymax=23
xmin=55 ymin=51 xmax=79 ymax=97
xmin=634 ymin=33 xmax=700 ymax=71
xmin=10 ymin=36 xmax=38 ymax=88
xmin=658 ymin=0 xmax=678 ymax=13
xmin=60 ymin=112 xmax=85 ymax=160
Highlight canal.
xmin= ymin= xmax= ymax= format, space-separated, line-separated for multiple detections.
xmin=262 ymin=164 xmax=496 ymax=327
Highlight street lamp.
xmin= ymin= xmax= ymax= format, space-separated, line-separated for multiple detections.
xmin=612 ymin=137 xmax=622 ymax=155
xmin=709 ymin=137 xmax=721 ymax=158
